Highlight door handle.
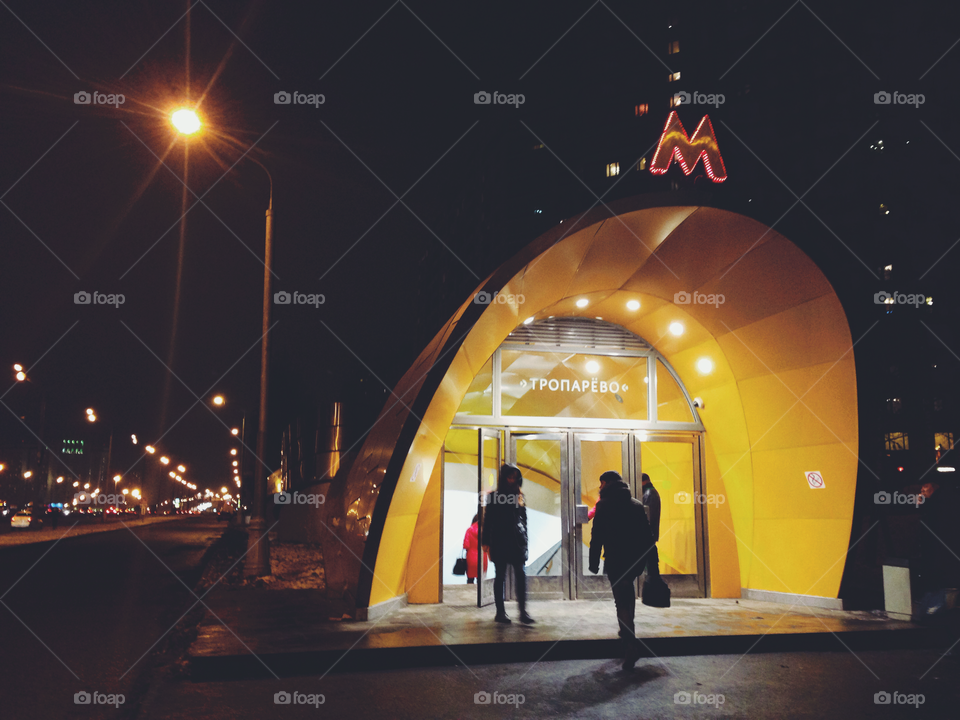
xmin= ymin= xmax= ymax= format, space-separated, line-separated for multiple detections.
xmin=575 ymin=504 xmax=590 ymax=525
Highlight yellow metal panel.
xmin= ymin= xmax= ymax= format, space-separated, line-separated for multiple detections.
xmin=716 ymin=295 xmax=854 ymax=381
xmin=407 ymin=452 xmax=443 ymax=603
xmin=370 ymin=513 xmax=417 ymax=606
xmin=749 ymin=519 xmax=851 ymax=597
xmin=702 ymin=438 xmax=741 ymax=597
xmin=738 ymin=362 xmax=859 ymax=452
xmin=714 ymin=451 xmax=756 ymax=588
xmin=751 ymin=444 xmax=858 ymax=520
xmin=566 ymin=208 xmax=691 ymax=297
xmin=695 ymin=237 xmax=836 ymax=333
xmin=516 ymin=225 xmax=596 ymax=314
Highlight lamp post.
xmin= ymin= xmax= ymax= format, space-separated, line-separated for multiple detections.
xmin=173 ymin=109 xmax=271 ymax=575
xmin=13 ymin=364 xmax=47 ymax=504
xmin=212 ymin=395 xmax=246 ymax=525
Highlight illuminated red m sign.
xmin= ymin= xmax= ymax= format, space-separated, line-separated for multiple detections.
xmin=650 ymin=111 xmax=727 ymax=183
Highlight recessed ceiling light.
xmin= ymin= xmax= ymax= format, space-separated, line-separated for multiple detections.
xmin=626 ymin=300 xmax=640 ymax=311
xmin=669 ymin=322 xmax=684 ymax=336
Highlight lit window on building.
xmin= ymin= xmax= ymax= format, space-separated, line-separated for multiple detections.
xmin=669 ymin=94 xmax=683 ymax=108
xmin=935 ymin=432 xmax=955 ymax=451
xmin=668 ymin=40 xmax=680 ymax=54
xmin=637 ymin=158 xmax=647 ymax=171
xmin=884 ymin=432 xmax=909 ymax=451
xmin=886 ymin=398 xmax=902 ymax=414
xmin=925 ymin=296 xmax=933 ymax=306
xmin=606 ymin=162 xmax=619 ymax=177
xmin=882 ymin=263 xmax=893 ymax=281
xmin=635 ymin=104 xmax=648 ymax=116
xmin=533 ymin=143 xmax=544 ymax=150
xmin=668 ymin=71 xmax=681 ymax=82
xmin=880 ymin=203 xmax=889 ymax=215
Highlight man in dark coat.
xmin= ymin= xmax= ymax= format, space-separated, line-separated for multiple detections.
xmin=590 ymin=470 xmax=656 ymax=669
xmin=482 ymin=464 xmax=534 ymax=624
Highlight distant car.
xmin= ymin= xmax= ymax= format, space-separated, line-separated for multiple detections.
xmin=11 ymin=511 xmax=42 ymax=530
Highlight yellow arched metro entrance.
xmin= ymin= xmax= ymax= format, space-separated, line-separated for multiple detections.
xmin=319 ymin=197 xmax=859 ymax=618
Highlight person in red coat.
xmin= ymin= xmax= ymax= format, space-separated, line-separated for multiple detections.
xmin=462 ymin=514 xmax=488 ymax=584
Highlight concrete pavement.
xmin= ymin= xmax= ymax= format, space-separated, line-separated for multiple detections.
xmin=186 ymin=584 xmax=928 ymax=681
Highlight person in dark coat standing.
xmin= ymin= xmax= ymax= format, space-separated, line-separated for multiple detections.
xmin=590 ymin=471 xmax=656 ymax=669
xmin=641 ymin=473 xmax=661 ymax=543
xmin=482 ymin=464 xmax=535 ymax=624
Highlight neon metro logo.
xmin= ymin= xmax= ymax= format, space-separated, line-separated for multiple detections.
xmin=650 ymin=111 xmax=727 ymax=183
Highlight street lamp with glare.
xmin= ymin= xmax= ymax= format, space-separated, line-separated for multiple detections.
xmin=171 ymin=108 xmax=201 ymax=135
xmin=160 ymin=457 xmax=170 ymax=465
xmin=212 ymin=395 xmax=225 ymax=407
xmin=177 ymin=465 xmax=186 ymax=473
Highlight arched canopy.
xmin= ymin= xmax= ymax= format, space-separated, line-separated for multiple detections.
xmin=320 ymin=195 xmax=858 ymax=614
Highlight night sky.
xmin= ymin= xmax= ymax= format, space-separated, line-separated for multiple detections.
xmin=2 ymin=1 xmax=959 ymax=496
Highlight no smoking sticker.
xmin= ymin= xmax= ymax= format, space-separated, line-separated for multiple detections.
xmin=805 ymin=471 xmax=825 ymax=489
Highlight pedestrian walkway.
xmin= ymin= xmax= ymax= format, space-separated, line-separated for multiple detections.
xmin=0 ymin=515 xmax=181 ymax=547
xmin=188 ymin=584 xmax=927 ymax=680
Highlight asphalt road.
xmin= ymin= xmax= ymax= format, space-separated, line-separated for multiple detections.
xmin=141 ymin=648 xmax=960 ymax=719
xmin=0 ymin=517 xmax=222 ymax=718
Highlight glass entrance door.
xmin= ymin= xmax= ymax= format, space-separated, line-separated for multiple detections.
xmin=573 ymin=434 xmax=632 ymax=599
xmin=477 ymin=429 xmax=500 ymax=607
xmin=510 ymin=433 xmax=566 ymax=600
xmin=638 ymin=436 xmax=705 ymax=597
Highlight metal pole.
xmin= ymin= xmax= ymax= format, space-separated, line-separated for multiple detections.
xmin=235 ymin=410 xmax=245 ymax=525
xmin=245 ymin=180 xmax=273 ymax=576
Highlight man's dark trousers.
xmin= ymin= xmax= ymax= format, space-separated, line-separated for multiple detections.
xmin=609 ymin=569 xmax=637 ymax=640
